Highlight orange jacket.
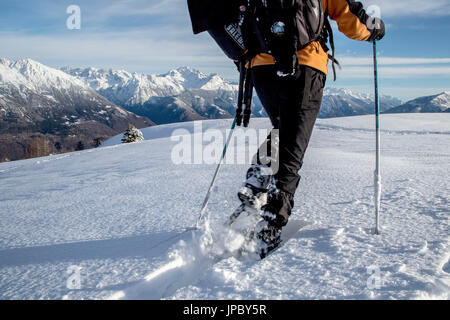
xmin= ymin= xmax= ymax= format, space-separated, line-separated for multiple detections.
xmin=251 ymin=0 xmax=372 ymax=75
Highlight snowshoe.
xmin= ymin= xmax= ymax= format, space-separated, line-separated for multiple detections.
xmin=255 ymin=189 xmax=294 ymax=259
xmin=255 ymin=214 xmax=282 ymax=259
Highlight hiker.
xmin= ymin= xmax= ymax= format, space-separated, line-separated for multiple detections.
xmin=233 ymin=0 xmax=385 ymax=255
xmin=188 ymin=0 xmax=385 ymax=257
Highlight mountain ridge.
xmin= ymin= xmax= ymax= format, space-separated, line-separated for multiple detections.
xmin=63 ymin=65 xmax=404 ymax=122
xmin=0 ymin=58 xmax=153 ymax=161
xmin=384 ymin=91 xmax=450 ymax=114
xmin=1 ymin=58 xmax=448 ymax=162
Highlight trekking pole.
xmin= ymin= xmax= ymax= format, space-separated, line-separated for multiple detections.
xmin=373 ymin=40 xmax=381 ymax=235
xmin=195 ymin=117 xmax=237 ymax=229
xmin=243 ymin=68 xmax=254 ymax=127
xmin=195 ymin=61 xmax=246 ymax=229
xmin=236 ymin=61 xmax=246 ymax=126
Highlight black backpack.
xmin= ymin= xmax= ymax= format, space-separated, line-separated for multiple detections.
xmin=187 ymin=0 xmax=326 ymax=74
xmin=187 ymin=1 xmax=335 ymax=126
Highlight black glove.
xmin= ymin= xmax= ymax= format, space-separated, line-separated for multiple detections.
xmin=271 ymin=37 xmax=298 ymax=77
xmin=367 ymin=17 xmax=385 ymax=42
xmin=274 ymin=52 xmax=298 ymax=77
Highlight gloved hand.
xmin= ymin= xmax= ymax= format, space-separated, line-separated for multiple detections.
xmin=367 ymin=17 xmax=385 ymax=42
xmin=271 ymin=38 xmax=298 ymax=77
xmin=274 ymin=52 xmax=298 ymax=77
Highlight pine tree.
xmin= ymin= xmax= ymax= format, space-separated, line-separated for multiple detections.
xmin=121 ymin=123 xmax=144 ymax=143
xmin=75 ymin=141 xmax=85 ymax=151
xmin=93 ymin=138 xmax=102 ymax=148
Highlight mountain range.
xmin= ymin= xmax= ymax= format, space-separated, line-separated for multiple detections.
xmin=1 ymin=58 xmax=448 ymax=162
xmin=62 ymin=66 xmax=266 ymax=124
xmin=0 ymin=58 xmax=152 ymax=161
xmin=62 ymin=65 xmax=404 ymax=122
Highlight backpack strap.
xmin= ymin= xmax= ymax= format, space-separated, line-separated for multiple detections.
xmin=323 ymin=11 xmax=340 ymax=81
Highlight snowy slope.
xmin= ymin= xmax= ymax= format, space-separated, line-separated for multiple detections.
xmin=0 ymin=114 xmax=449 ymax=300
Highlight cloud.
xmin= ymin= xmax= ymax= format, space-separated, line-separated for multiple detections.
xmin=364 ymin=0 xmax=450 ymax=18
xmin=334 ymin=55 xmax=450 ymax=79
xmin=338 ymin=57 xmax=450 ymax=66
xmin=0 ymin=29 xmax=229 ymax=74
xmin=335 ymin=65 xmax=450 ymax=79
xmin=96 ymin=0 xmax=187 ymax=22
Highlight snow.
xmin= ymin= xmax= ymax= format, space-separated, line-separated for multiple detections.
xmin=0 ymin=114 xmax=449 ymax=300
xmin=317 ymin=113 xmax=450 ymax=134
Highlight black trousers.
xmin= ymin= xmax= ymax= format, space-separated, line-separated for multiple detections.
xmin=252 ymin=65 xmax=326 ymax=195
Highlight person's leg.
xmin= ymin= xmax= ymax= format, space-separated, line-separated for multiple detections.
xmin=256 ymin=65 xmax=326 ymax=241
xmin=228 ymin=66 xmax=280 ymax=225
xmin=251 ymin=66 xmax=280 ymax=171
xmin=252 ymin=65 xmax=280 ymax=129
xmin=276 ymin=65 xmax=326 ymax=197
xmin=233 ymin=65 xmax=326 ymax=230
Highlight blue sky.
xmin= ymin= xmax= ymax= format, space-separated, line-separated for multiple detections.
xmin=0 ymin=0 xmax=449 ymax=101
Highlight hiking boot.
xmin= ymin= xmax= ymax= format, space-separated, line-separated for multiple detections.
xmin=262 ymin=188 xmax=294 ymax=227
xmin=228 ymin=164 xmax=275 ymax=225
xmin=256 ymin=189 xmax=294 ymax=257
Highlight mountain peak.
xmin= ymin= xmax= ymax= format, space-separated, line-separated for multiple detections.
xmin=385 ymin=91 xmax=450 ymax=114
xmin=164 ymin=66 xmax=208 ymax=81
xmin=0 ymin=57 xmax=94 ymax=95
xmin=0 ymin=58 xmax=11 ymax=65
xmin=14 ymin=58 xmax=45 ymax=68
xmin=1 ymin=58 xmax=43 ymax=69
xmin=176 ymin=66 xmax=200 ymax=74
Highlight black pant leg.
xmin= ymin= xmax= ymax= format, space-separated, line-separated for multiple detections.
xmin=276 ymin=66 xmax=326 ymax=194
xmin=252 ymin=66 xmax=280 ymax=129
xmin=252 ymin=65 xmax=326 ymax=196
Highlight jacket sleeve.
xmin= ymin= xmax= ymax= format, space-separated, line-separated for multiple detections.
xmin=325 ymin=0 xmax=372 ymax=41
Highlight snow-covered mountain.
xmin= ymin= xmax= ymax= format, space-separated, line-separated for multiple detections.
xmin=62 ymin=66 xmax=263 ymax=124
xmin=62 ymin=66 xmax=237 ymax=106
xmin=0 ymin=58 xmax=152 ymax=161
xmin=64 ymin=66 xmax=405 ymax=122
xmin=2 ymin=57 xmax=445 ymax=162
xmin=385 ymin=92 xmax=450 ymax=114
xmin=320 ymin=87 xmax=402 ymax=118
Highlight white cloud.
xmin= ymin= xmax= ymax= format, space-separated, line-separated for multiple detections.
xmin=98 ymin=0 xmax=186 ymax=20
xmin=334 ymin=65 xmax=450 ymax=79
xmin=333 ymin=55 xmax=450 ymax=80
xmin=329 ymin=84 xmax=449 ymax=101
xmin=338 ymin=57 xmax=450 ymax=66
xmin=0 ymin=29 xmax=230 ymax=75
